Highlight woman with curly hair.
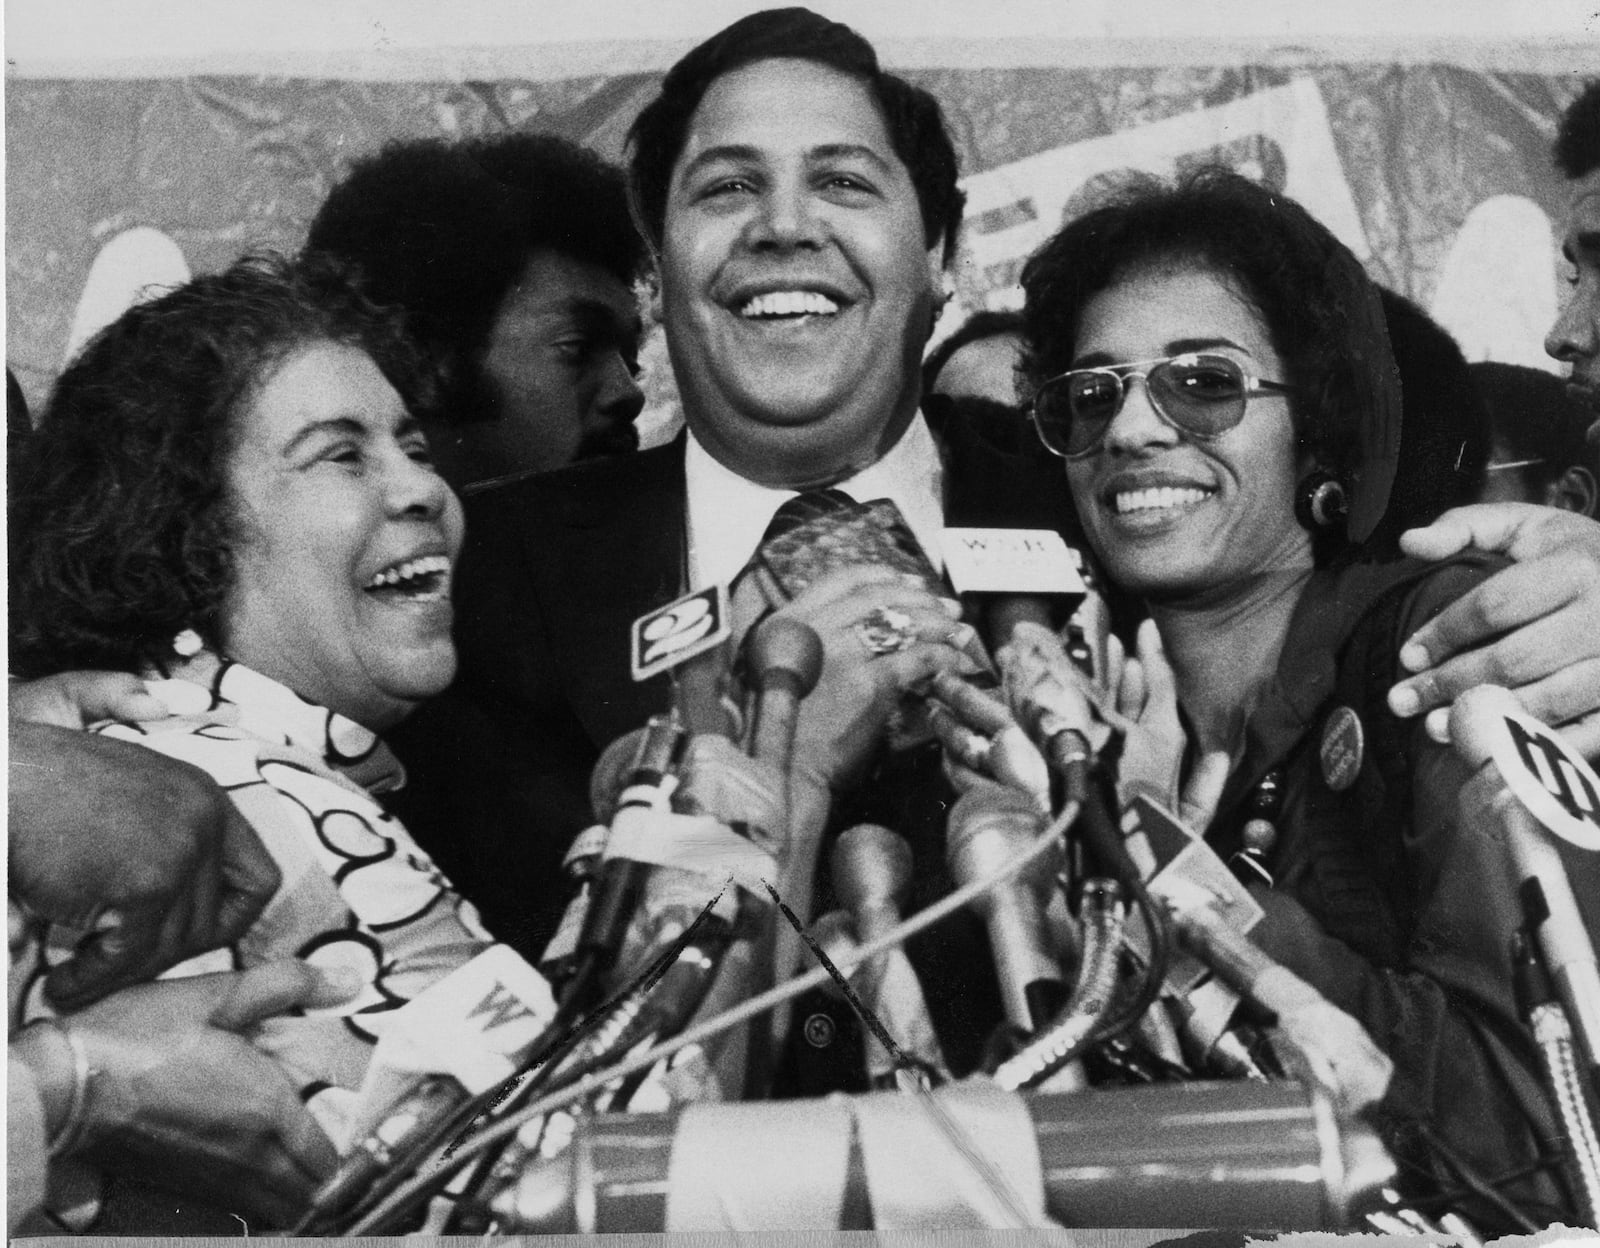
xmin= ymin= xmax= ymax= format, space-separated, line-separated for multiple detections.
xmin=1016 ymin=169 xmax=1600 ymax=1230
xmin=9 ymin=253 xmax=522 ymax=1228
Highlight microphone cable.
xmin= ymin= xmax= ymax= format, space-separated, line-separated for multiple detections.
xmin=1052 ymin=735 xmax=1172 ymax=1048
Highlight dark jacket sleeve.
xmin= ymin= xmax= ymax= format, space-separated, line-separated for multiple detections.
xmin=388 ymin=483 xmax=597 ymax=963
xmin=1248 ymin=559 xmax=1588 ymax=1227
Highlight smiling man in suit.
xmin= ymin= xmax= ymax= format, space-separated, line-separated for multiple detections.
xmin=390 ymin=10 xmax=982 ymax=962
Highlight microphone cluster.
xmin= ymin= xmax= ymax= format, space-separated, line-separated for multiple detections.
xmin=303 ymin=515 xmax=1600 ymax=1238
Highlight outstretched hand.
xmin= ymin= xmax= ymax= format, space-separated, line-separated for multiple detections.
xmin=9 ymin=671 xmax=174 ymax=729
xmin=10 ymin=675 xmax=281 ymax=1010
xmin=1389 ymin=504 xmax=1600 ymax=758
xmin=1104 ymin=620 xmax=1230 ymax=833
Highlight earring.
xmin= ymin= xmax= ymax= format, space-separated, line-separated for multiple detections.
xmin=1295 ymin=469 xmax=1349 ymax=532
xmin=172 ymin=628 xmax=204 ymax=658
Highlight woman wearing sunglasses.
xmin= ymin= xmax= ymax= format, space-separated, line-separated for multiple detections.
xmin=1016 ymin=169 xmax=1596 ymax=1230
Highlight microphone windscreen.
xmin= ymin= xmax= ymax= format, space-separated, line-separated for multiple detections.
xmin=590 ymin=727 xmax=650 ymax=825
xmin=831 ymin=823 xmax=914 ymax=922
xmin=746 ymin=615 xmax=824 ymax=697
xmin=945 ymin=781 xmax=1049 ymax=884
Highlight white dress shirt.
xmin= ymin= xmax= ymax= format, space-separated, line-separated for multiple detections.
xmin=684 ymin=414 xmax=946 ymax=590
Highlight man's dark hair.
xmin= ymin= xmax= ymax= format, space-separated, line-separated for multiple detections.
xmin=626 ymin=7 xmax=965 ymax=266
xmin=922 ymin=309 xmax=1026 ymax=400
xmin=1019 ymin=167 xmax=1401 ymax=561
xmin=10 ymin=252 xmax=426 ymax=679
xmin=1554 ymin=80 xmax=1600 ymax=180
xmin=1471 ymin=361 xmax=1594 ymax=493
xmin=305 ymin=133 xmax=645 ymax=425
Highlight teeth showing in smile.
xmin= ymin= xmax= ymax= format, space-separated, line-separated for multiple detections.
xmin=738 ymin=290 xmax=840 ymax=318
xmin=1114 ymin=486 xmax=1212 ymax=515
xmin=366 ymin=554 xmax=451 ymax=599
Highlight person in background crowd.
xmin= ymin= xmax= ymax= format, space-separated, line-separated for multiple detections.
xmin=9 ymin=253 xmax=501 ymax=1229
xmin=1547 ymin=78 xmax=1600 ymax=449
xmin=921 ymin=309 xmax=1030 ymax=453
xmin=1361 ymin=290 xmax=1491 ymax=558
xmin=1472 ymin=361 xmax=1597 ymax=514
xmin=304 ymin=133 xmax=647 ymax=492
xmin=1382 ymin=77 xmax=1600 ymax=755
xmin=923 ymin=310 xmax=1026 ymax=401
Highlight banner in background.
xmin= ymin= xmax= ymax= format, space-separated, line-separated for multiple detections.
xmin=956 ymin=77 xmax=1367 ymax=311
xmin=5 ymin=64 xmax=1586 ymax=415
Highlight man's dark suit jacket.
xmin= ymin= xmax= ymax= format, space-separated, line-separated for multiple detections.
xmin=389 ymin=437 xmax=691 ymax=959
xmin=388 ymin=419 xmax=1067 ymax=1077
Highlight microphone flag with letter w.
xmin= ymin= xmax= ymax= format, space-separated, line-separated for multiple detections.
xmin=339 ymin=944 xmax=557 ymax=1151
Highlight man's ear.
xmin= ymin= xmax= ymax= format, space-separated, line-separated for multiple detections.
xmin=925 ymin=238 xmax=949 ymax=298
xmin=1547 ymin=465 xmax=1599 ymax=517
xmin=645 ymin=267 xmax=665 ymax=325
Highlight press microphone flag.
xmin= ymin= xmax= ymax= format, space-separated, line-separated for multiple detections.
xmin=1449 ymin=685 xmax=1600 ymax=1074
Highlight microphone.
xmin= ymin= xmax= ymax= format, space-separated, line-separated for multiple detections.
xmin=830 ymin=823 xmax=950 ymax=1085
xmin=945 ymin=784 xmax=1068 ymax=1031
xmin=618 ymin=626 xmax=820 ymax=1099
xmin=805 ymin=909 xmax=924 ymax=1090
xmin=303 ymin=945 xmax=556 ymax=1230
xmin=1449 ymin=684 xmax=1600 ymax=1075
xmin=982 ymin=544 xmax=1109 ymax=680
xmin=832 ymin=823 xmax=914 ymax=949
xmin=570 ymin=713 xmax=687 ymax=1002
xmin=538 ymin=823 xmax=611 ymax=981
xmin=997 ymin=620 xmax=1115 ymax=775
xmin=1165 ymin=893 xmax=1393 ymax=1115
xmin=995 ymin=622 xmax=1149 ymax=916
xmin=1512 ymin=931 xmax=1600 ymax=1223
xmin=590 ymin=726 xmax=653 ymax=825
xmin=744 ymin=615 xmax=825 ymax=778
xmin=538 ymin=727 xmax=664 ymax=979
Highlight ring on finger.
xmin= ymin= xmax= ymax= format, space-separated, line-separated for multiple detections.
xmin=857 ymin=606 xmax=916 ymax=656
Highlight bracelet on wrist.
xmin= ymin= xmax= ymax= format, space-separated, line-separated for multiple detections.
xmin=22 ymin=1017 xmax=100 ymax=1157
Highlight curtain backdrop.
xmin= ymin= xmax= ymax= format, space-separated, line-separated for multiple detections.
xmin=6 ymin=61 xmax=1587 ymax=417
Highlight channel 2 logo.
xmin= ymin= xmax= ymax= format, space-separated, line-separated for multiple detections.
xmin=631 ymin=584 xmax=731 ymax=681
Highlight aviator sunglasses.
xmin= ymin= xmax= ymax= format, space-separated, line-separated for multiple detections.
xmin=1029 ymin=352 xmax=1295 ymax=459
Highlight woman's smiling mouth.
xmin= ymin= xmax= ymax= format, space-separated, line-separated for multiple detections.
xmin=1112 ymin=485 xmax=1216 ymax=515
xmin=364 ymin=554 xmax=452 ymax=602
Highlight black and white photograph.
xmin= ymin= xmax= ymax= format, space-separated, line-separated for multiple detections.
xmin=7 ymin=0 xmax=1600 ymax=1239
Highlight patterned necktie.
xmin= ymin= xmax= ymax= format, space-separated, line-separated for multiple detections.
xmin=730 ymin=488 xmax=858 ymax=639
xmin=759 ymin=486 xmax=859 ymax=544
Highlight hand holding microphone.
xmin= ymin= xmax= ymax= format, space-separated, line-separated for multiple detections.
xmin=998 ymin=618 xmax=1229 ymax=832
xmin=765 ymin=565 xmax=975 ymax=798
